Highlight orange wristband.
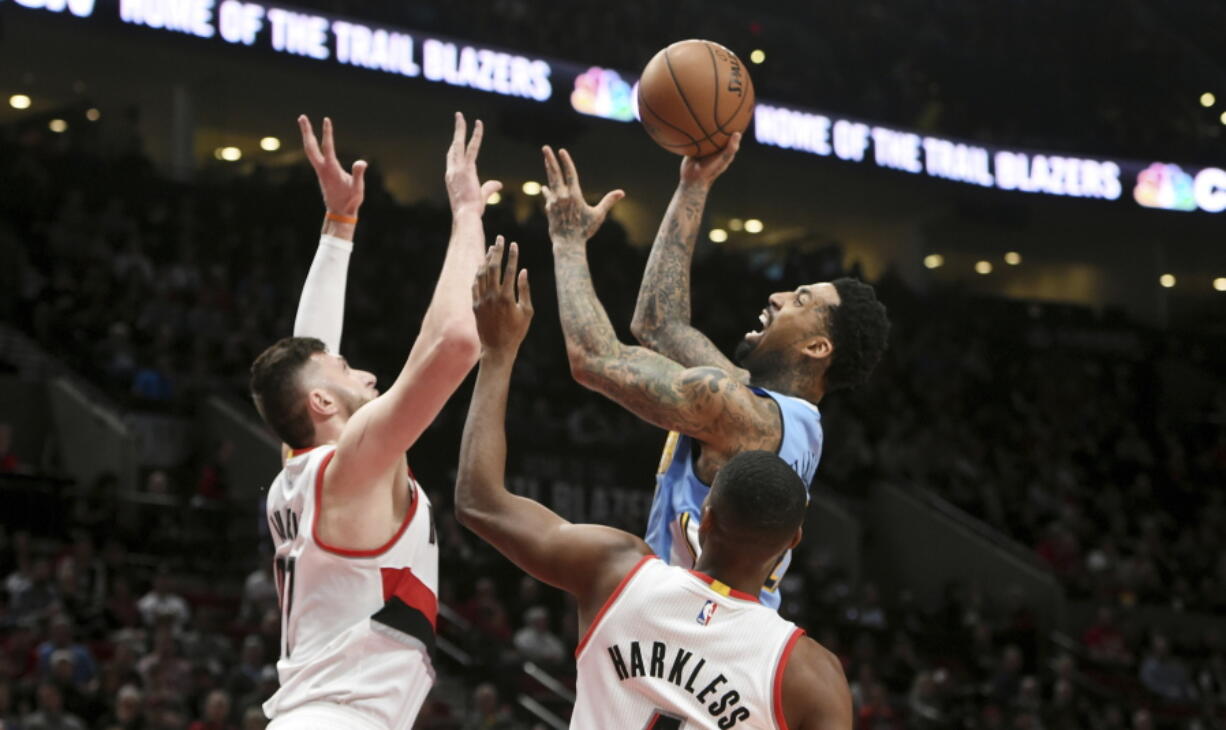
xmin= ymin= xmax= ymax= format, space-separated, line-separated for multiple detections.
xmin=325 ymin=211 xmax=358 ymax=225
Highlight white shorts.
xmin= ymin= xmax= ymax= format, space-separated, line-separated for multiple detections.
xmin=267 ymin=703 xmax=386 ymax=730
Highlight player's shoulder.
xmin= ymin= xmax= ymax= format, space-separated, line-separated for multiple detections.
xmin=781 ymin=634 xmax=852 ymax=729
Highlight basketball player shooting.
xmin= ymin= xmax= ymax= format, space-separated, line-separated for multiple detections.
xmin=540 ymin=142 xmax=890 ymax=608
xmin=249 ymin=113 xmax=500 ymax=729
xmin=455 ymin=242 xmax=852 ymax=729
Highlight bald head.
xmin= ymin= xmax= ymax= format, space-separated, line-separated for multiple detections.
xmin=704 ymin=451 xmax=807 ymax=559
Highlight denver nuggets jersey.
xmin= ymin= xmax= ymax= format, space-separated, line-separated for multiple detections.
xmin=573 ymin=557 xmax=805 ymax=729
xmin=263 ymin=446 xmax=438 ymax=730
xmin=645 ymin=387 xmax=822 ymax=609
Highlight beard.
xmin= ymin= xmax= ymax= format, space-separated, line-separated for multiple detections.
xmin=735 ymin=336 xmax=790 ymax=384
xmin=335 ymin=388 xmax=374 ymax=418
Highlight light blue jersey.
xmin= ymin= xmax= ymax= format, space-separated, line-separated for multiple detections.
xmin=644 ymin=387 xmax=823 ymax=609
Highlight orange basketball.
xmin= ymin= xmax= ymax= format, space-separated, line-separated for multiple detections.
xmin=637 ymin=40 xmax=756 ymax=157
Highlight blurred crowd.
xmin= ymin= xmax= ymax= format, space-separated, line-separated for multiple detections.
xmin=294 ymin=0 xmax=1226 ymax=161
xmin=2 ymin=88 xmax=1225 ymax=728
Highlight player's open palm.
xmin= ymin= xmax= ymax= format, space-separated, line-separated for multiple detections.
xmin=473 ymin=237 xmax=533 ymax=353
xmin=542 ymin=146 xmax=625 ymax=244
xmin=680 ymin=131 xmax=741 ymax=188
xmin=446 ymin=112 xmax=502 ymax=217
xmin=298 ymin=115 xmax=366 ymax=216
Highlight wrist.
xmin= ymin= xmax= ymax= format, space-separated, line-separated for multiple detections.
xmin=678 ymin=179 xmax=712 ymax=195
xmin=482 ymin=347 xmax=520 ymax=367
xmin=321 ymin=216 xmax=356 ymax=241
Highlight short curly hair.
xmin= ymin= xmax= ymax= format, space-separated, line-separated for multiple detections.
xmin=250 ymin=337 xmax=326 ymax=449
xmin=825 ymin=278 xmax=890 ymax=392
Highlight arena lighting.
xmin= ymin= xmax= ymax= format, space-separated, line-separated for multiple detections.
xmin=728 ymin=218 xmax=744 ymax=231
xmin=1214 ymin=277 xmax=1226 ymax=291
xmin=749 ymin=49 xmax=766 ymax=64
xmin=486 ymin=191 xmax=501 ymax=205
xmin=1202 ymin=92 xmax=1217 ymax=108
xmin=1159 ymin=273 xmax=1176 ymax=288
xmin=975 ymin=260 xmax=993 ymax=275
xmin=744 ymin=218 xmax=764 ymax=233
xmin=922 ymin=254 xmax=944 ymax=269
xmin=260 ymin=136 xmax=282 ymax=151
xmin=1004 ymin=251 xmax=1022 ymax=265
xmin=521 ymin=181 xmax=542 ymax=196
xmin=219 ymin=146 xmax=243 ymax=162
xmin=8 ymin=94 xmax=31 ymax=110
xmin=708 ymin=228 xmax=728 ymax=243
xmin=1220 ymin=111 xmax=1226 ymax=126
xmin=85 ymin=108 xmax=101 ymax=122
xmin=48 ymin=119 xmax=68 ymax=133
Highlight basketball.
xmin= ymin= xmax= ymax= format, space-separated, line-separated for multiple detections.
xmin=637 ymin=40 xmax=756 ymax=157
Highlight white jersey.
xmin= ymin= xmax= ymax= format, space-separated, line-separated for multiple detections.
xmin=262 ymin=445 xmax=438 ymax=730
xmin=573 ymin=557 xmax=805 ymax=730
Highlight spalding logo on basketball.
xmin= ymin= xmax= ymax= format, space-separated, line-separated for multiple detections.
xmin=637 ymin=39 xmax=756 ymax=158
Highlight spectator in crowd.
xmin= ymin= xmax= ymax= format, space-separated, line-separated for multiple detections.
xmin=136 ymin=570 xmax=190 ymax=635
xmin=512 ymin=606 xmax=566 ymax=668
xmin=98 ymin=684 xmax=146 ymax=730
xmin=1139 ymin=634 xmax=1195 ymax=702
xmin=188 ymin=689 xmax=235 ymax=730
xmin=23 ymin=682 xmax=87 ymax=730
xmin=460 ymin=683 xmax=514 ymax=730
xmin=36 ymin=617 xmax=95 ymax=686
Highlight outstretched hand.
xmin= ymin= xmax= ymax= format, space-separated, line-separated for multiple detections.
xmin=472 ymin=236 xmax=533 ymax=355
xmin=446 ymin=112 xmax=503 ymax=217
xmin=679 ymin=132 xmax=741 ymax=189
xmin=541 ymin=146 xmax=624 ymax=246
xmin=298 ymin=115 xmax=366 ymax=217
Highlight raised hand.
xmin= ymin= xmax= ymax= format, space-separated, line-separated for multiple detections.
xmin=298 ymin=115 xmax=367 ymax=216
xmin=679 ymin=131 xmax=741 ymax=190
xmin=541 ymin=146 xmax=624 ymax=246
xmin=472 ymin=237 xmax=533 ymax=355
xmin=446 ymin=112 xmax=503 ymax=217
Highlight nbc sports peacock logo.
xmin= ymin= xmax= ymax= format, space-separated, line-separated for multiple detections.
xmin=1134 ymin=162 xmax=1226 ymax=213
xmin=571 ymin=67 xmax=639 ymax=123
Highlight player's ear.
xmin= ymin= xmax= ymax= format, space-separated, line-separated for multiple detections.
xmin=306 ymin=387 xmax=337 ymax=418
xmin=800 ymin=336 xmax=833 ymax=362
xmin=786 ymin=526 xmax=803 ymax=552
xmin=698 ymin=503 xmax=715 ymax=540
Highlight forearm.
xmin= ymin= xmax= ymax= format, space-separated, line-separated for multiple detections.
xmin=420 ymin=211 xmax=485 ymax=341
xmin=292 ymin=215 xmax=357 ymax=352
xmin=553 ymin=243 xmax=623 ymax=365
xmin=632 ymin=182 xmax=708 ymax=338
xmin=455 ymin=351 xmax=516 ymax=523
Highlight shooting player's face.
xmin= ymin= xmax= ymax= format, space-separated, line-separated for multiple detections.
xmin=736 ymin=282 xmax=840 ymax=370
xmin=308 ymin=352 xmax=378 ymax=418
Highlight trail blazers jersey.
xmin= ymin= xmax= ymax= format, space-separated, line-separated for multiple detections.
xmin=646 ymin=387 xmax=822 ymax=608
xmin=263 ymin=445 xmax=438 ymax=730
xmin=573 ymin=557 xmax=805 ymax=729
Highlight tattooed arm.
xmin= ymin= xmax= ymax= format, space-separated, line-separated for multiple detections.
xmin=630 ymin=134 xmax=749 ymax=381
xmin=541 ymin=145 xmax=773 ymax=449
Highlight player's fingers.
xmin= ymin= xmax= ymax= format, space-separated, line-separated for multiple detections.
xmin=542 ymin=146 xmax=562 ymax=192
xmin=558 ymin=149 xmax=580 ymax=192
xmin=594 ymin=189 xmax=625 ymax=219
xmin=480 ymin=180 xmax=503 ymax=202
xmin=517 ymin=268 xmax=533 ymax=313
xmin=321 ymin=117 xmax=337 ymax=164
xmin=502 ymin=242 xmax=519 ymax=298
xmin=487 ymin=236 xmax=505 ymax=291
xmin=466 ymin=119 xmax=484 ymax=161
xmin=449 ymin=112 xmax=465 ymax=160
xmin=298 ymin=115 xmax=323 ymax=167
xmin=541 ymin=185 xmax=556 ymax=207
xmin=723 ymin=132 xmax=742 ymax=162
xmin=351 ymin=160 xmax=367 ymax=196
xmin=472 ymin=277 xmax=481 ymax=308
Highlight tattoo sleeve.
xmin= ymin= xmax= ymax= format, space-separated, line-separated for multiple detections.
xmin=553 ymin=244 xmax=768 ymax=446
xmin=631 ymin=183 xmax=748 ymax=380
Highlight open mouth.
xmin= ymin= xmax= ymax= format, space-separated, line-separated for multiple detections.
xmin=744 ymin=308 xmax=772 ymax=342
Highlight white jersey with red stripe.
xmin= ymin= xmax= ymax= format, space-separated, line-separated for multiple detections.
xmin=261 ymin=445 xmax=438 ymax=730
xmin=573 ymin=557 xmax=804 ymax=730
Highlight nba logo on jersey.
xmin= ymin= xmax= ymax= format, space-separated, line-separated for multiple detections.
xmin=696 ymin=600 xmax=717 ymax=626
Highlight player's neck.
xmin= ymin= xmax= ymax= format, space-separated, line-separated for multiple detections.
xmin=692 ymin=550 xmax=773 ymax=602
xmin=749 ymin=371 xmax=824 ymax=405
xmin=311 ymin=417 xmax=346 ymax=447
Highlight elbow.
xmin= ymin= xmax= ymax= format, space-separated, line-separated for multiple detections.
xmin=565 ymin=346 xmax=597 ymax=387
xmin=629 ymin=315 xmax=653 ymax=347
xmin=435 ymin=321 xmax=482 ymax=367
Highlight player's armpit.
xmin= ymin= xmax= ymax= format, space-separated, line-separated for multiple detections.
xmin=572 ymin=350 xmax=773 ymax=452
xmin=782 ymin=636 xmax=853 ymax=730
